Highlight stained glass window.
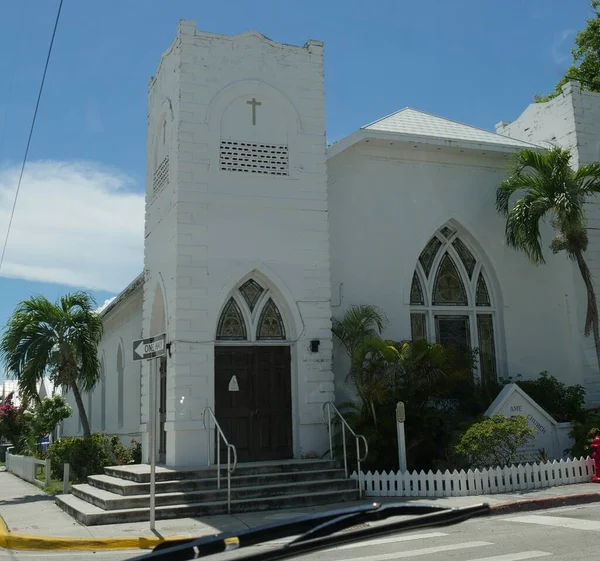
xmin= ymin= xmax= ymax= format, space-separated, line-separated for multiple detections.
xmin=452 ymin=238 xmax=476 ymax=278
xmin=440 ymin=226 xmax=454 ymax=239
xmin=411 ymin=313 xmax=427 ymax=341
xmin=410 ymin=273 xmax=424 ymax=305
xmin=432 ymin=254 xmax=468 ymax=305
xmin=239 ymin=279 xmax=264 ymax=312
xmin=216 ymin=298 xmax=247 ymax=340
xmin=435 ymin=315 xmax=470 ymax=354
xmin=477 ymin=314 xmax=497 ymax=388
xmin=476 ymin=272 xmax=491 ymax=307
xmin=257 ymin=299 xmax=286 ymax=340
xmin=419 ymin=237 xmax=442 ymax=277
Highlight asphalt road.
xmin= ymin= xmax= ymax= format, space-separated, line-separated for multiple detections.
xmin=4 ymin=503 xmax=600 ymax=560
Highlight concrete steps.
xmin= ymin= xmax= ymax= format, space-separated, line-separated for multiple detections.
xmin=55 ymin=459 xmax=360 ymax=525
xmin=88 ymin=468 xmax=345 ymax=496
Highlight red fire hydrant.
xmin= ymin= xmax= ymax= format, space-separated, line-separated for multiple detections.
xmin=591 ymin=436 xmax=600 ymax=483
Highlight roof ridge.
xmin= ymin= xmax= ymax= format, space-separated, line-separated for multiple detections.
xmin=404 ymin=107 xmax=542 ymax=147
xmin=366 ymin=107 xmax=542 ymax=148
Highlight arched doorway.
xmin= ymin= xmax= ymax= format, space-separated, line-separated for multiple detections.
xmin=410 ymin=224 xmax=500 ymax=389
xmin=149 ymin=282 xmax=168 ymax=463
xmin=214 ymin=277 xmax=293 ymax=462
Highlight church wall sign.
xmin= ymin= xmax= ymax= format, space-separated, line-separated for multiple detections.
xmin=485 ymin=383 xmax=574 ymax=462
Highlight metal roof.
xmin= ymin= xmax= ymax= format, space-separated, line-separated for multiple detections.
xmin=362 ymin=107 xmax=541 ymax=149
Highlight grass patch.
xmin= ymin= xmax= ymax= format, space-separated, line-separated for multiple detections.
xmin=45 ymin=479 xmax=71 ymax=495
xmin=36 ymin=463 xmax=72 ymax=495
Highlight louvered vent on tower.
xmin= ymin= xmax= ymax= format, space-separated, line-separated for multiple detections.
xmin=153 ymin=156 xmax=169 ymax=193
xmin=220 ymin=140 xmax=289 ymax=176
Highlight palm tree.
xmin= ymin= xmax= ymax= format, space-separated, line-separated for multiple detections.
xmin=0 ymin=292 xmax=103 ymax=438
xmin=333 ymin=305 xmax=400 ymax=427
xmin=496 ymin=147 xmax=600 ymax=372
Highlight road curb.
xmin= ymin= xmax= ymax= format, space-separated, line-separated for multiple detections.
xmin=0 ymin=513 xmax=191 ymax=551
xmin=491 ymin=492 xmax=600 ymax=515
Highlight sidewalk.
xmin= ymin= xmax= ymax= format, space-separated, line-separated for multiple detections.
xmin=1 ymin=469 xmax=600 ymax=548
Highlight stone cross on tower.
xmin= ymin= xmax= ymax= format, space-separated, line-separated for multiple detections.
xmin=246 ymin=97 xmax=262 ymax=126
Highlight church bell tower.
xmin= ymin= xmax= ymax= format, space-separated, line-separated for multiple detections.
xmin=142 ymin=21 xmax=333 ymax=467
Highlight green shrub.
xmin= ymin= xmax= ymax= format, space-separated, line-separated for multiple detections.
xmin=48 ymin=433 xmax=135 ymax=483
xmin=455 ymin=415 xmax=535 ymax=468
xmin=503 ymin=372 xmax=586 ymax=423
xmin=130 ymin=439 xmax=142 ymax=464
xmin=567 ymin=407 xmax=600 ymax=457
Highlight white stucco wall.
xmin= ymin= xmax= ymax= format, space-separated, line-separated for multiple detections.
xmin=498 ymin=82 xmax=600 ymax=404
xmin=141 ymin=21 xmax=333 ymax=466
xmin=328 ymin=142 xmax=584 ymax=402
xmin=62 ymin=284 xmax=143 ymax=443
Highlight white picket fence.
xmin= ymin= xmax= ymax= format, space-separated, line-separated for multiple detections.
xmin=351 ymin=456 xmax=596 ymax=498
xmin=6 ymin=451 xmax=51 ymax=487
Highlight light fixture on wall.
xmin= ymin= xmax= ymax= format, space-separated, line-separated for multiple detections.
xmin=166 ymin=342 xmax=172 ymax=358
xmin=310 ymin=340 xmax=320 ymax=353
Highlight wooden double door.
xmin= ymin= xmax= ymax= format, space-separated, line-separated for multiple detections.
xmin=215 ymin=346 xmax=293 ymax=462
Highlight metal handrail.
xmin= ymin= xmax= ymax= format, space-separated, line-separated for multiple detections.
xmin=202 ymin=406 xmax=238 ymax=514
xmin=322 ymin=401 xmax=369 ymax=498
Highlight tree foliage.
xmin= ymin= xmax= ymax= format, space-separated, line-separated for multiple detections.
xmin=48 ymin=434 xmax=137 ymax=483
xmin=496 ymin=147 xmax=600 ymax=373
xmin=28 ymin=395 xmax=71 ymax=438
xmin=0 ymin=393 xmax=28 ymax=453
xmin=333 ymin=306 xmax=492 ymax=471
xmin=0 ymin=292 xmax=103 ymax=437
xmin=536 ymin=1 xmax=600 ymax=102
xmin=503 ymin=372 xmax=586 ymax=423
xmin=455 ymin=415 xmax=535 ymax=468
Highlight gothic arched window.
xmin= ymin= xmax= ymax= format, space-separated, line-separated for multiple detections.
xmin=216 ymin=278 xmax=288 ymax=342
xmin=410 ymin=226 xmax=497 ymax=387
xmin=257 ymin=298 xmax=286 ymax=340
xmin=216 ymin=298 xmax=247 ymax=340
xmin=117 ymin=345 xmax=124 ymax=429
xmin=100 ymin=358 xmax=106 ymax=432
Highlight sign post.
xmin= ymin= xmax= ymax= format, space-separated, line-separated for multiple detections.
xmin=133 ymin=333 xmax=166 ymax=532
xmin=396 ymin=401 xmax=407 ymax=473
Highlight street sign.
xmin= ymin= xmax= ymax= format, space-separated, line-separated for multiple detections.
xmin=132 ymin=333 xmax=166 ymax=361
xmin=131 ymin=332 xmax=168 ymax=531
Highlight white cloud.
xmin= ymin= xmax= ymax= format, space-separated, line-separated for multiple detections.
xmin=0 ymin=160 xmax=145 ymax=293
xmin=96 ymin=296 xmax=117 ymax=314
xmin=552 ymin=29 xmax=575 ymax=65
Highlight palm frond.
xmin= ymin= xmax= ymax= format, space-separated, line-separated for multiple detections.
xmin=333 ymin=305 xmax=386 ymax=354
xmin=573 ymin=162 xmax=600 ymax=196
xmin=504 ymin=193 xmax=552 ymax=264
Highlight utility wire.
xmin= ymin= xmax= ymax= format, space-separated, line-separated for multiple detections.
xmin=0 ymin=0 xmax=64 ymax=272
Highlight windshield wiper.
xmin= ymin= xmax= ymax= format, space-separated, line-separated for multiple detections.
xmin=129 ymin=502 xmax=490 ymax=561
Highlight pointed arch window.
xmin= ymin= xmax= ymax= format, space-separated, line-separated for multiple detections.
xmin=239 ymin=279 xmax=264 ymax=312
xmin=257 ymin=299 xmax=286 ymax=340
xmin=100 ymin=359 xmax=106 ymax=432
xmin=117 ymin=346 xmax=124 ymax=429
xmin=410 ymin=273 xmax=424 ymax=305
xmin=440 ymin=226 xmax=455 ymax=239
xmin=217 ymin=298 xmax=247 ymax=340
xmin=452 ymin=238 xmax=476 ymax=278
xmin=432 ymin=254 xmax=468 ymax=306
xmin=410 ymin=225 xmax=499 ymax=388
xmin=87 ymin=392 xmax=93 ymax=433
xmin=476 ymin=273 xmax=491 ymax=307
xmin=419 ymin=237 xmax=442 ymax=277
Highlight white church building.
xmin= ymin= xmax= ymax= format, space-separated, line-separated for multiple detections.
xmin=61 ymin=21 xmax=600 ymax=468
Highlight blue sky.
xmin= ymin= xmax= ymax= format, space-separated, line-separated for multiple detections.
xmin=0 ymin=0 xmax=592 ymax=377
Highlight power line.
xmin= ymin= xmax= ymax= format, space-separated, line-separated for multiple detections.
xmin=0 ymin=0 xmax=64 ymax=272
